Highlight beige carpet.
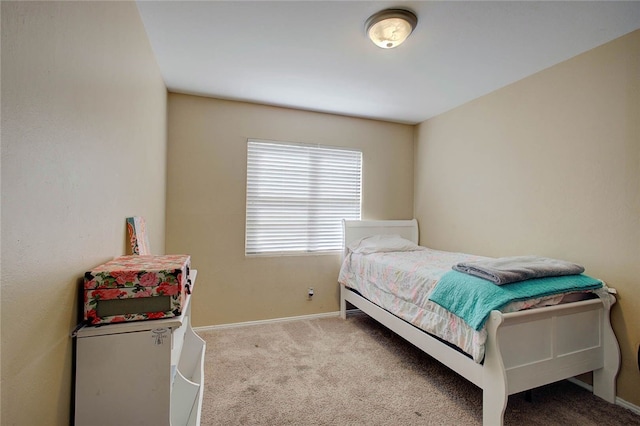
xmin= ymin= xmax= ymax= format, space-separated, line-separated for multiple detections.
xmin=198 ymin=312 xmax=640 ymax=425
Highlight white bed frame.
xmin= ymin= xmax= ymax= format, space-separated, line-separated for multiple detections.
xmin=339 ymin=219 xmax=620 ymax=426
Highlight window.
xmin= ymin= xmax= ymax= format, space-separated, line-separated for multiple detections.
xmin=246 ymin=140 xmax=362 ymax=255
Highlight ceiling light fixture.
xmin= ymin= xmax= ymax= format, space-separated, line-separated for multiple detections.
xmin=365 ymin=8 xmax=418 ymax=49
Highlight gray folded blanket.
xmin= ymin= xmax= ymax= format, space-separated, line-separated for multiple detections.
xmin=452 ymin=255 xmax=585 ymax=285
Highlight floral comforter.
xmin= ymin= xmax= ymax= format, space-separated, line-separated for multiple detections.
xmin=338 ymin=248 xmax=574 ymax=363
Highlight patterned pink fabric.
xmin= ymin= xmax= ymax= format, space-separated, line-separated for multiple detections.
xmin=338 ymin=248 xmax=571 ymax=362
xmin=84 ymin=255 xmax=190 ymax=325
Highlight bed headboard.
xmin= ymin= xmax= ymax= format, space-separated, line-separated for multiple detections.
xmin=341 ymin=219 xmax=419 ymax=258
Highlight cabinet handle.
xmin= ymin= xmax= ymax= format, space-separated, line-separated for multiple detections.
xmin=152 ymin=328 xmax=169 ymax=345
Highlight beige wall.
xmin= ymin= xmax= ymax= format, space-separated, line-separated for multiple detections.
xmin=166 ymin=94 xmax=414 ymax=326
xmin=415 ymin=30 xmax=640 ymax=406
xmin=2 ymin=1 xmax=636 ymax=420
xmin=1 ymin=2 xmax=167 ymax=424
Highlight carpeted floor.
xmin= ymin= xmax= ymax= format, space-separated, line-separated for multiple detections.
xmin=197 ymin=312 xmax=640 ymax=425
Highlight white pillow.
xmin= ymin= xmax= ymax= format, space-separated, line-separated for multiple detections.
xmin=348 ymin=234 xmax=424 ymax=254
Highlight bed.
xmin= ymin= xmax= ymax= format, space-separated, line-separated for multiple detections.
xmin=338 ymin=219 xmax=620 ymax=425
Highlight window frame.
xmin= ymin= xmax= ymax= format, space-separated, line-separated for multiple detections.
xmin=245 ymin=139 xmax=363 ymax=256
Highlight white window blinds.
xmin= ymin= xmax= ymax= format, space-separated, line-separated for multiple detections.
xmin=246 ymin=140 xmax=362 ymax=255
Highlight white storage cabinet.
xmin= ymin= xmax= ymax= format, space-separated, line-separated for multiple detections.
xmin=74 ymin=271 xmax=205 ymax=426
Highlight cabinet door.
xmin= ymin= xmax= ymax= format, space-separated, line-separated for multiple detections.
xmin=75 ymin=328 xmax=172 ymax=426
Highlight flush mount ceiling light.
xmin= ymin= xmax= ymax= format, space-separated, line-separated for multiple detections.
xmin=365 ymin=8 xmax=418 ymax=49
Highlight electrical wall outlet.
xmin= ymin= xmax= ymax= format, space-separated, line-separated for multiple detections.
xmin=307 ymin=287 xmax=314 ymax=299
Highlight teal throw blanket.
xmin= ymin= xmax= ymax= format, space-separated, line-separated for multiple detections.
xmin=429 ymin=271 xmax=602 ymax=331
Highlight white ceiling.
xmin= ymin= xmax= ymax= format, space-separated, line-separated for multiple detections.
xmin=136 ymin=1 xmax=640 ymax=124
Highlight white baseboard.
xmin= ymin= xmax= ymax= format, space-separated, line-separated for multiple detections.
xmin=568 ymin=378 xmax=640 ymax=416
xmin=193 ymin=311 xmax=341 ymax=332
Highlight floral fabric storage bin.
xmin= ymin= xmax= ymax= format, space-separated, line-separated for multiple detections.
xmin=84 ymin=255 xmax=191 ymax=325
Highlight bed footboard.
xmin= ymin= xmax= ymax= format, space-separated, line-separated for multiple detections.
xmin=482 ymin=294 xmax=620 ymax=425
xmin=593 ymin=295 xmax=620 ymax=403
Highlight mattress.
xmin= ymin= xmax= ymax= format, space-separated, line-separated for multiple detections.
xmin=338 ymin=247 xmax=599 ymax=362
